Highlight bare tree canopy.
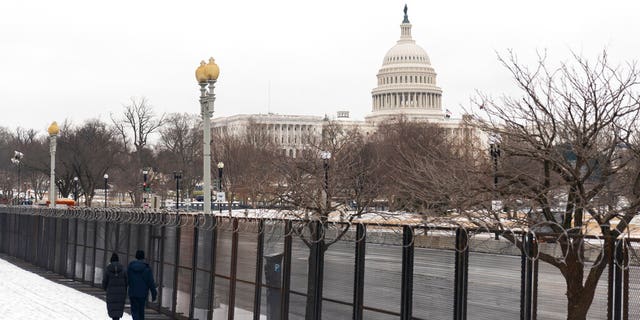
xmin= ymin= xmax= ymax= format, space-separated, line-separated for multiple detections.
xmin=62 ymin=119 xmax=121 ymax=206
xmin=212 ymin=120 xmax=279 ymax=209
xmin=111 ymin=96 xmax=165 ymax=153
xmin=469 ymin=50 xmax=640 ymax=319
xmin=157 ymin=113 xmax=202 ymax=201
xmin=373 ymin=119 xmax=481 ymax=213
xmin=110 ymin=97 xmax=165 ymax=206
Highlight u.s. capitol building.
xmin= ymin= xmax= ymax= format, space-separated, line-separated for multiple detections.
xmin=212 ymin=6 xmax=466 ymax=157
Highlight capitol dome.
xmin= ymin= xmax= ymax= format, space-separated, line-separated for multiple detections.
xmin=366 ymin=5 xmax=444 ymax=124
xmin=383 ymin=43 xmax=431 ymax=66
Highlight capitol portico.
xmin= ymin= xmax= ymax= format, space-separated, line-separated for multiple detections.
xmin=212 ymin=5 xmax=464 ymax=156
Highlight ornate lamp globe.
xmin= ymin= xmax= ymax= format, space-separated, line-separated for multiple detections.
xmin=203 ymin=57 xmax=220 ymax=81
xmin=195 ymin=60 xmax=208 ymax=83
xmin=48 ymin=121 xmax=60 ymax=136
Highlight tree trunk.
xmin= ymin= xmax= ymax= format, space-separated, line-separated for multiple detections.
xmin=563 ymin=249 xmax=599 ymax=320
xmin=566 ymin=294 xmax=591 ymax=320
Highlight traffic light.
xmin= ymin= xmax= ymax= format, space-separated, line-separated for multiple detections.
xmin=143 ymin=182 xmax=150 ymax=192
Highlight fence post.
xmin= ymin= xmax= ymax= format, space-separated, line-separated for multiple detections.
xmin=21 ymin=215 xmax=27 ymax=260
xmin=207 ymin=217 xmax=218 ymax=320
xmin=157 ymin=224 xmax=166 ymax=312
xmin=281 ymin=220 xmax=292 ymax=320
xmin=0 ymin=212 xmax=5 ymax=254
xmin=401 ymin=225 xmax=414 ymax=320
xmin=172 ymin=217 xmax=182 ymax=318
xmin=306 ymin=220 xmax=325 ymax=320
xmin=36 ymin=215 xmax=42 ymax=266
xmin=454 ymin=227 xmax=469 ymax=320
xmin=623 ymin=241 xmax=629 ymax=320
xmin=60 ymin=217 xmax=69 ymax=275
xmin=612 ymin=239 xmax=624 ymax=320
xmin=521 ymin=233 xmax=538 ymax=320
xmin=71 ymin=218 xmax=77 ymax=279
xmin=228 ymin=218 xmax=239 ymax=320
xmin=353 ymin=223 xmax=366 ymax=320
xmin=91 ymin=220 xmax=98 ymax=285
xmin=189 ymin=220 xmax=199 ymax=320
xmin=0 ymin=212 xmax=4 ymax=253
xmin=115 ymin=222 xmax=120 ymax=257
xmin=103 ymin=222 xmax=109 ymax=279
xmin=253 ymin=220 xmax=265 ymax=320
xmin=125 ymin=224 xmax=132 ymax=263
xmin=81 ymin=219 xmax=88 ymax=282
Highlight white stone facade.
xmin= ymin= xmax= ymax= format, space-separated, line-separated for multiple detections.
xmin=212 ymin=113 xmax=325 ymax=158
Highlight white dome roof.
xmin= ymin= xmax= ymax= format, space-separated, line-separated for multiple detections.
xmin=382 ymin=42 xmax=431 ymax=66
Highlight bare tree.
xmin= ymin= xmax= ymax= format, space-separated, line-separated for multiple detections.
xmin=111 ymin=97 xmax=165 ymax=153
xmin=63 ymin=120 xmax=121 ymax=206
xmin=111 ymin=97 xmax=165 ymax=206
xmin=157 ymin=113 xmax=202 ymax=202
xmin=467 ymin=50 xmax=640 ymax=319
xmin=371 ymin=119 xmax=481 ymax=213
xmin=212 ymin=120 xmax=279 ymax=210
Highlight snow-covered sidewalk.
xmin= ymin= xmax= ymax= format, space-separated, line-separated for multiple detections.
xmin=0 ymin=257 xmax=132 ymax=320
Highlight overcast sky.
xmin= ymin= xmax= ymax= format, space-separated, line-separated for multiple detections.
xmin=0 ymin=0 xmax=638 ymax=133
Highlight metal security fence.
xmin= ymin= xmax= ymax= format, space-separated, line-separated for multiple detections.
xmin=0 ymin=206 xmax=637 ymax=320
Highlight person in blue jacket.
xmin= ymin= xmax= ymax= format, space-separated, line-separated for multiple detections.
xmin=127 ymin=250 xmax=157 ymax=320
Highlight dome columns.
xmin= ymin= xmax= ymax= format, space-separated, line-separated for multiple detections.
xmin=372 ymin=91 xmax=441 ymax=111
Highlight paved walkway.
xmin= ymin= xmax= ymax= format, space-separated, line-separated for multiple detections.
xmin=0 ymin=254 xmax=173 ymax=319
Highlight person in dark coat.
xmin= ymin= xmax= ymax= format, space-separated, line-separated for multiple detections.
xmin=128 ymin=250 xmax=157 ymax=320
xmin=102 ymin=253 xmax=127 ymax=320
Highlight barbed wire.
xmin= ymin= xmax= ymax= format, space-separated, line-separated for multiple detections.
xmin=1 ymin=205 xmax=639 ymax=267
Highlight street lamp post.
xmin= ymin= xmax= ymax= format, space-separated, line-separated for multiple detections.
xmin=11 ymin=151 xmax=23 ymax=205
xmin=320 ymin=151 xmax=331 ymax=212
xmin=489 ymin=143 xmax=500 ymax=189
xmin=217 ymin=162 xmax=224 ymax=213
xmin=196 ymin=57 xmax=220 ymax=214
xmin=174 ymin=171 xmax=182 ymax=212
xmin=489 ymin=134 xmax=501 ymax=213
xmin=48 ymin=122 xmax=59 ymax=207
xmin=73 ymin=176 xmax=79 ymax=204
xmin=143 ymin=169 xmax=149 ymax=207
xmin=103 ymin=173 xmax=109 ymax=208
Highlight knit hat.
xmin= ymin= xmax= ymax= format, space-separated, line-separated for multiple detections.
xmin=135 ymin=250 xmax=145 ymax=260
xmin=110 ymin=252 xmax=119 ymax=262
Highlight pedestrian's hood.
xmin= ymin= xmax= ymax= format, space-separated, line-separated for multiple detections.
xmin=107 ymin=262 xmax=124 ymax=274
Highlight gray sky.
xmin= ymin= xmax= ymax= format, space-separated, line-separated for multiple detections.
xmin=0 ymin=0 xmax=638 ymax=132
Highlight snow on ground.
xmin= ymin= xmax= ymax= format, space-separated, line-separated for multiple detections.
xmin=0 ymin=258 xmax=132 ymax=320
